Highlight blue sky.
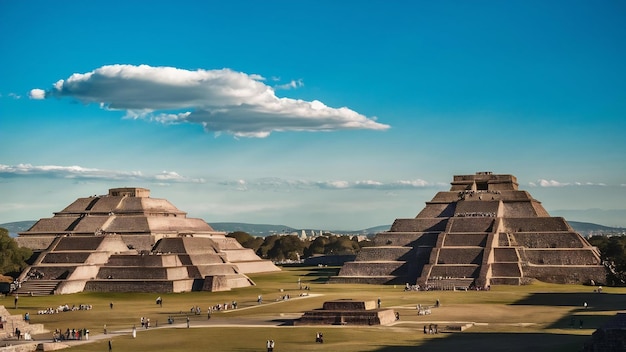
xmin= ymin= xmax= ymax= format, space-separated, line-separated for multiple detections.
xmin=1 ymin=1 xmax=625 ymax=230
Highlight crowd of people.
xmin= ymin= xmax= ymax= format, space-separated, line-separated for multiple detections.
xmin=52 ymin=327 xmax=89 ymax=341
xmin=37 ymin=303 xmax=93 ymax=315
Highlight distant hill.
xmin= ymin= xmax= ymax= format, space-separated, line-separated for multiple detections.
xmin=1 ymin=221 xmax=36 ymax=237
xmin=1 ymin=219 xmax=623 ymax=238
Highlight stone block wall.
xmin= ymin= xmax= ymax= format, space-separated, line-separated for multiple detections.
xmin=522 ymin=265 xmax=606 ymax=284
xmin=106 ymin=254 xmax=169 ymax=266
xmin=356 ymin=247 xmax=413 ymax=261
xmin=322 ymin=300 xmax=376 ymax=311
xmin=84 ymin=280 xmax=176 ymax=293
xmin=55 ymin=236 xmax=104 ymax=251
xmin=29 ymin=266 xmax=75 ymax=279
xmin=490 ymin=263 xmax=521 ymax=277
xmin=502 ymin=202 xmax=540 ymax=218
xmin=437 ymin=248 xmax=483 ymax=264
xmin=338 ymin=261 xmax=406 ymax=276
xmin=429 ymin=265 xmax=479 ymax=278
xmin=448 ymin=218 xmax=495 ymax=233
xmin=443 ymin=233 xmax=487 ymax=247
xmin=41 ymin=252 xmax=91 ymax=263
xmin=416 ymin=202 xmax=457 ymax=218
xmin=513 ymin=232 xmax=585 ymax=248
xmin=390 ymin=218 xmax=448 ymax=232
xmin=14 ymin=236 xmax=55 ymax=251
xmin=493 ymin=248 xmax=519 ymax=262
xmin=503 ymin=218 xmax=571 ymax=232
xmin=522 ymin=249 xmax=601 ymax=265
xmin=373 ymin=232 xmax=437 ymax=246
xmin=97 ymin=267 xmax=169 ymax=279
xmin=455 ymin=200 xmax=500 ymax=214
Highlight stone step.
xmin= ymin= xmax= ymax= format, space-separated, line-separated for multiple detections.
xmin=13 ymin=280 xmax=60 ymax=296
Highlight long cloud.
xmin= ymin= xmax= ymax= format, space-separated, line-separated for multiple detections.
xmin=0 ymin=164 xmax=205 ymax=184
xmin=1 ymin=163 xmax=434 ymax=190
xmin=529 ymin=179 xmax=607 ymax=187
xmin=29 ymin=64 xmax=389 ymax=138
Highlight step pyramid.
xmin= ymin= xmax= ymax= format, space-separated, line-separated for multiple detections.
xmin=333 ymin=172 xmax=605 ymax=288
xmin=15 ymin=187 xmax=279 ymax=294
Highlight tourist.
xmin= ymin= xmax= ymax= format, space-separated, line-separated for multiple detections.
xmin=156 ymin=296 xmax=162 ymax=307
xmin=258 ymin=295 xmax=263 ymax=304
xmin=109 ymin=302 xmax=113 ymax=309
xmin=108 ymin=340 xmax=112 ymax=351
xmin=104 ymin=324 xmax=107 ymax=334
xmin=14 ymin=294 xmax=18 ymax=309
xmin=315 ymin=332 xmax=324 ymax=343
xmin=186 ymin=316 xmax=190 ymax=328
xmin=132 ymin=325 xmax=136 ymax=338
xmin=377 ymin=298 xmax=381 ymax=308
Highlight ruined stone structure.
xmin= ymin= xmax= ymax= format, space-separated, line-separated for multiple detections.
xmin=333 ymin=172 xmax=605 ymax=288
xmin=15 ymin=187 xmax=279 ymax=295
xmin=296 ymin=299 xmax=397 ymax=326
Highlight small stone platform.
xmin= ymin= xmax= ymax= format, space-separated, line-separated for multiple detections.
xmin=295 ymin=299 xmax=396 ymax=326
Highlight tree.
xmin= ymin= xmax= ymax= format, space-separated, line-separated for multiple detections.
xmin=227 ymin=231 xmax=264 ymax=252
xmin=589 ymin=235 xmax=626 ymax=286
xmin=0 ymin=228 xmax=32 ymax=277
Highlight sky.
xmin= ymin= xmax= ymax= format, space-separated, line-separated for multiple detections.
xmin=1 ymin=1 xmax=625 ymax=230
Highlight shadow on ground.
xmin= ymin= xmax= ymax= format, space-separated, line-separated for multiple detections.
xmin=511 ymin=292 xmax=626 ymax=311
xmin=304 ymin=267 xmax=340 ymax=283
xmin=372 ymin=332 xmax=589 ymax=352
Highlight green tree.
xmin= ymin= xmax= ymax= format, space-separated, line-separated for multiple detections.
xmin=0 ymin=228 xmax=32 ymax=276
xmin=589 ymin=235 xmax=626 ymax=286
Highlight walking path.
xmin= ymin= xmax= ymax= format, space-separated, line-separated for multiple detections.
xmin=1 ymin=293 xmax=323 ymax=351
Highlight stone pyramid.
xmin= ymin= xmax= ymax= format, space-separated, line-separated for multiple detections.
xmin=15 ymin=187 xmax=279 ymax=294
xmin=333 ymin=172 xmax=605 ymax=288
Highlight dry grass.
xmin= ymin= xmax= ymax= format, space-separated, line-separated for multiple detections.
xmin=2 ymin=266 xmax=623 ymax=351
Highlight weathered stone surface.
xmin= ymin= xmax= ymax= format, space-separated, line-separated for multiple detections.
xmin=296 ymin=300 xmax=397 ymax=326
xmin=15 ymin=187 xmax=279 ymax=295
xmin=333 ymin=172 xmax=605 ymax=287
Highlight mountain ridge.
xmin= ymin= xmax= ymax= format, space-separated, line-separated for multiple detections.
xmin=1 ymin=220 xmax=623 ymax=238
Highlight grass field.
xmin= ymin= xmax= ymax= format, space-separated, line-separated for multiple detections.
xmin=1 ymin=266 xmax=623 ymax=351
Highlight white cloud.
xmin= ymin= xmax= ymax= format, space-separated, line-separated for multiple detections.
xmin=28 ymin=89 xmax=46 ymax=100
xmin=9 ymin=92 xmax=21 ymax=99
xmin=219 ymin=177 xmax=435 ymax=191
xmin=274 ymin=79 xmax=304 ymax=90
xmin=530 ymin=179 xmax=607 ymax=187
xmin=0 ymin=164 xmax=203 ymax=183
xmin=31 ymin=64 xmax=389 ymax=137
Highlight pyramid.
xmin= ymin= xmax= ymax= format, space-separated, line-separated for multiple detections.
xmin=333 ymin=172 xmax=605 ymax=288
xmin=15 ymin=187 xmax=279 ymax=294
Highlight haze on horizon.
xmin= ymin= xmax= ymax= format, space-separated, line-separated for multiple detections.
xmin=1 ymin=1 xmax=625 ymax=229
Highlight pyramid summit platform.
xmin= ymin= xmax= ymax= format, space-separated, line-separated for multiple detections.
xmin=333 ymin=172 xmax=605 ymax=288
